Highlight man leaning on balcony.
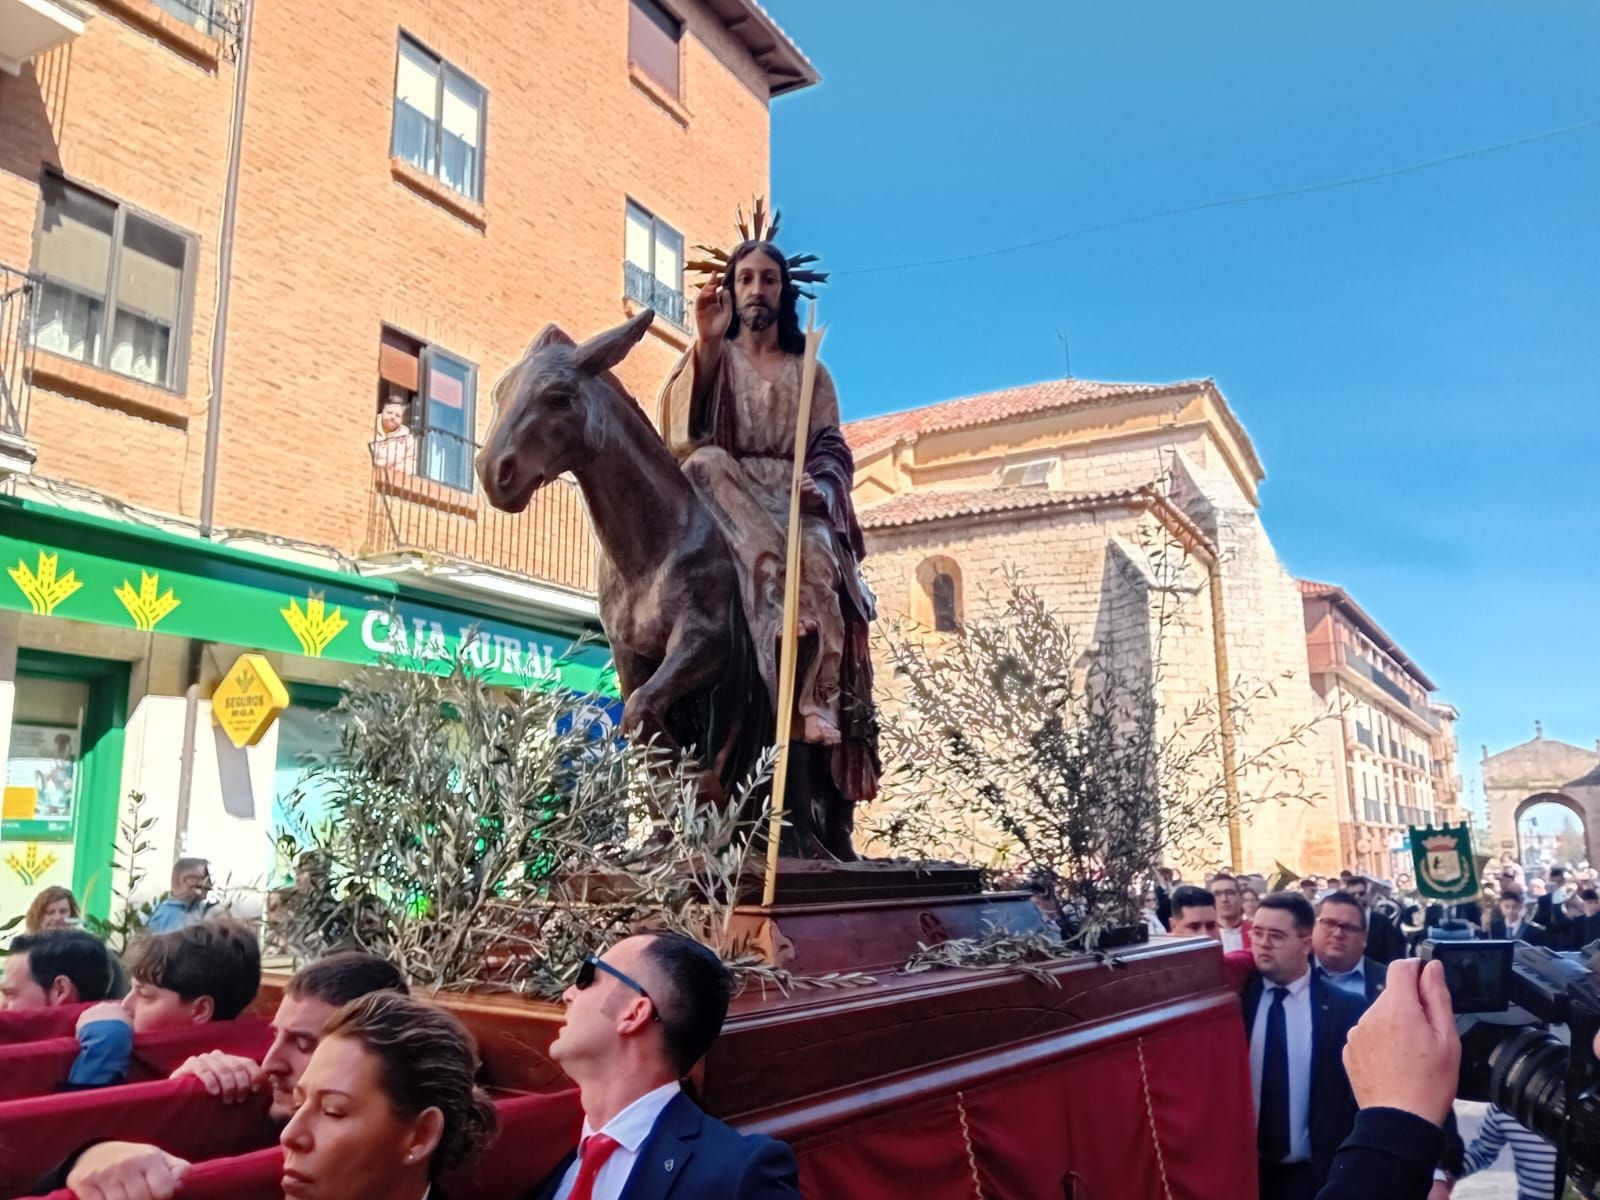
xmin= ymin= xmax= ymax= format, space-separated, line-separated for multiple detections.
xmin=372 ymin=393 xmax=416 ymax=473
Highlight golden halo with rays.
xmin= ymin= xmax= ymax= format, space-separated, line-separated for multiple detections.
xmin=684 ymin=197 xmax=829 ymax=299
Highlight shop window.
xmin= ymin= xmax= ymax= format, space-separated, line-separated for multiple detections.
xmin=3 ymin=677 xmax=86 ymax=844
xmin=33 ymin=174 xmax=194 ymax=391
xmin=392 ymin=34 xmax=486 ymax=202
xmin=629 ymin=0 xmax=681 ymax=98
xmin=375 ymin=328 xmax=477 ymax=491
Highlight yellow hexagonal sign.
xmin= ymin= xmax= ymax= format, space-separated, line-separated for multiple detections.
xmin=211 ymin=653 xmax=290 ymax=749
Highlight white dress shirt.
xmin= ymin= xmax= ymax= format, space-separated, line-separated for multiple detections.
xmin=1219 ymin=923 xmax=1247 ymax=954
xmin=1249 ymin=967 xmax=1314 ymax=1164
xmin=1315 ymin=956 xmax=1366 ymax=1000
xmin=553 ymin=1081 xmax=682 ymax=1200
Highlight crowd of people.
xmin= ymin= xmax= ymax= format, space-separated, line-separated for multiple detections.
xmin=1143 ymin=858 xmax=1591 ymax=1200
xmin=1 ymin=859 xmax=804 ymax=1199
xmin=3 ymin=849 xmax=1588 ymax=1200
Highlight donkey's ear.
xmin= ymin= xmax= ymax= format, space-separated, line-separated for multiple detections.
xmin=529 ymin=323 xmax=576 ymax=355
xmin=574 ymin=309 xmax=654 ymax=376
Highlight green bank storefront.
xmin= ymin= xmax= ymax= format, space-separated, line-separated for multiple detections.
xmin=0 ymin=497 xmax=609 ymax=926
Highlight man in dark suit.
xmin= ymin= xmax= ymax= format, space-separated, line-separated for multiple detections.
xmin=1534 ymin=867 xmax=1564 ymax=926
xmin=1244 ymin=892 xmax=1367 ymax=1200
xmin=531 ymin=932 xmax=799 ymax=1200
xmin=1534 ymin=867 xmax=1577 ymax=948
xmin=1579 ymin=888 xmax=1600 ymax=945
xmin=1345 ymin=877 xmax=1405 ymax=965
xmin=1311 ymin=892 xmax=1384 ymax=1004
xmin=1488 ymin=891 xmax=1547 ymax=945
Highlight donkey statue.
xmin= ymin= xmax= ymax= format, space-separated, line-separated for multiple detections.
xmin=475 ymin=310 xmax=822 ymax=845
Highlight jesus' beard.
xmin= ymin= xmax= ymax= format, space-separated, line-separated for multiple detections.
xmin=741 ymin=303 xmax=775 ymax=332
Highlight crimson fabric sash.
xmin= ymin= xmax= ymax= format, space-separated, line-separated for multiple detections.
xmin=0 ymin=1005 xmax=91 ymax=1046
xmin=0 ymin=1076 xmax=276 ymax=1196
xmin=0 ymin=1019 xmax=271 ymax=1101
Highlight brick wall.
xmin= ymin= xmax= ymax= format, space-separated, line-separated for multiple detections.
xmin=5 ymin=0 xmax=775 ymax=561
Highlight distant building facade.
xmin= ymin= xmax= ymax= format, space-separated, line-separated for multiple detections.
xmin=1300 ymin=581 xmax=1458 ymax=878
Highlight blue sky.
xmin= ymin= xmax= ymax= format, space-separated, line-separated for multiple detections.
xmin=763 ymin=1 xmax=1599 ymax=825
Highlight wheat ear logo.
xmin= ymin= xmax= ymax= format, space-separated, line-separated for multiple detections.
xmin=6 ymin=845 xmax=59 ymax=886
xmin=115 ymin=571 xmax=181 ymax=631
xmin=281 ymin=592 xmax=348 ymax=657
xmin=8 ymin=551 xmax=83 ymax=615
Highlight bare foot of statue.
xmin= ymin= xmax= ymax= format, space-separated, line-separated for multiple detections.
xmin=803 ymin=713 xmax=842 ymax=746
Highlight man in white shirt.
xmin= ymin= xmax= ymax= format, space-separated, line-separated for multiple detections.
xmin=533 ymin=932 xmax=799 ymax=1200
xmin=1209 ymin=872 xmax=1251 ymax=953
xmin=1243 ymin=893 xmax=1364 ymax=1200
xmin=1311 ymin=892 xmax=1382 ymax=1004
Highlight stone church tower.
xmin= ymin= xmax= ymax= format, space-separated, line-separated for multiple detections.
xmin=845 ymin=376 xmax=1340 ymax=876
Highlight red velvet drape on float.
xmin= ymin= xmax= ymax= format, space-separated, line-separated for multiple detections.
xmin=0 ymin=1077 xmax=276 ymax=1197
xmin=0 ymin=1019 xmax=271 ymax=1101
xmin=0 ymin=1005 xmax=92 ymax=1045
xmin=793 ymin=998 xmax=1256 ymax=1200
xmin=23 ymin=1091 xmax=584 ymax=1200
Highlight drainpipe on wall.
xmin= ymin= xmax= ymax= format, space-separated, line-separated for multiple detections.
xmin=1140 ymin=489 xmax=1244 ymax=874
xmin=174 ymin=0 xmax=255 ymax=863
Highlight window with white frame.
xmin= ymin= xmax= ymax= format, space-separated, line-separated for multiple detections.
xmin=624 ymin=201 xmax=685 ymax=326
xmin=376 ymin=327 xmax=477 ymax=492
xmin=392 ymin=35 xmax=486 ymax=203
xmin=32 ymin=174 xmax=194 ymax=391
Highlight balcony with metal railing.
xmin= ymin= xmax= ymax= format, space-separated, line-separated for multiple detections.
xmin=364 ymin=429 xmax=597 ymax=597
xmin=623 ymin=260 xmax=687 ymax=329
xmin=0 ymin=264 xmax=39 ymax=479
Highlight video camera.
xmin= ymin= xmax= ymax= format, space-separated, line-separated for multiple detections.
xmin=1421 ymin=938 xmax=1600 ymax=1195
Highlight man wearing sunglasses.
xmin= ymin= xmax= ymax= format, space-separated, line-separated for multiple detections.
xmin=535 ymin=932 xmax=799 ymax=1199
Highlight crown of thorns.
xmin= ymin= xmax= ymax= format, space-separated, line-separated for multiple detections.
xmin=684 ymin=198 xmax=829 ymax=299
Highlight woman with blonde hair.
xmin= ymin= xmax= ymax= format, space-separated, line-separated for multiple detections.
xmin=280 ymin=992 xmax=498 ymax=1200
xmin=24 ymin=886 xmax=79 ymax=934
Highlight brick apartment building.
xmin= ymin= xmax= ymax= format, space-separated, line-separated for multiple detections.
xmin=0 ymin=0 xmax=814 ymax=919
xmin=1299 ymin=580 xmax=1463 ymax=878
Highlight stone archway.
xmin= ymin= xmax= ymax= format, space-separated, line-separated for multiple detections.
xmin=1513 ymin=791 xmax=1591 ymax=866
xmin=1483 ymin=732 xmax=1600 ymax=868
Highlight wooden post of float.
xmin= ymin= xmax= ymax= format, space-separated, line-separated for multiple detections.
xmin=761 ymin=303 xmax=825 ymax=908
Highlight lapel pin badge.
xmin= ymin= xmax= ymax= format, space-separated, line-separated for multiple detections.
xmin=664 ymin=1158 xmax=675 ymax=1172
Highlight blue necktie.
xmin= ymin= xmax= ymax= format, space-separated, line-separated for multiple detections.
xmin=1258 ymin=986 xmax=1291 ymax=1163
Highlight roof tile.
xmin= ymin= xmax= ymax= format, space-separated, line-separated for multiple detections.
xmin=858 ymin=485 xmax=1147 ymax=531
xmin=842 ymin=377 xmax=1211 ymax=456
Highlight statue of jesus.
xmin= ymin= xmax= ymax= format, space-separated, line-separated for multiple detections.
xmin=658 ymin=235 xmax=880 ymax=827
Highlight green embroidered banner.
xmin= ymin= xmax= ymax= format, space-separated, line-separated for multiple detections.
xmin=0 ymin=506 xmax=613 ymax=696
xmin=1409 ymin=823 xmax=1481 ymax=902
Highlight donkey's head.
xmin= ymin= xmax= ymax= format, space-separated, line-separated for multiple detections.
xmin=477 ymin=309 xmax=654 ymax=512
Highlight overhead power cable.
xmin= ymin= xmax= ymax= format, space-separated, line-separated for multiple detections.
xmin=832 ymin=116 xmax=1600 ymax=278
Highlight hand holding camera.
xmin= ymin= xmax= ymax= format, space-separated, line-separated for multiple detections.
xmin=1343 ymin=959 xmax=1461 ymax=1126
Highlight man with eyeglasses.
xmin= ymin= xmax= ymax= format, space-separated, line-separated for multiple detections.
xmin=535 ymin=932 xmax=799 ymax=1199
xmin=1208 ymin=872 xmax=1252 ymax=953
xmin=1244 ymin=892 xmax=1365 ymax=1200
xmin=1312 ymin=892 xmax=1383 ymax=1004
